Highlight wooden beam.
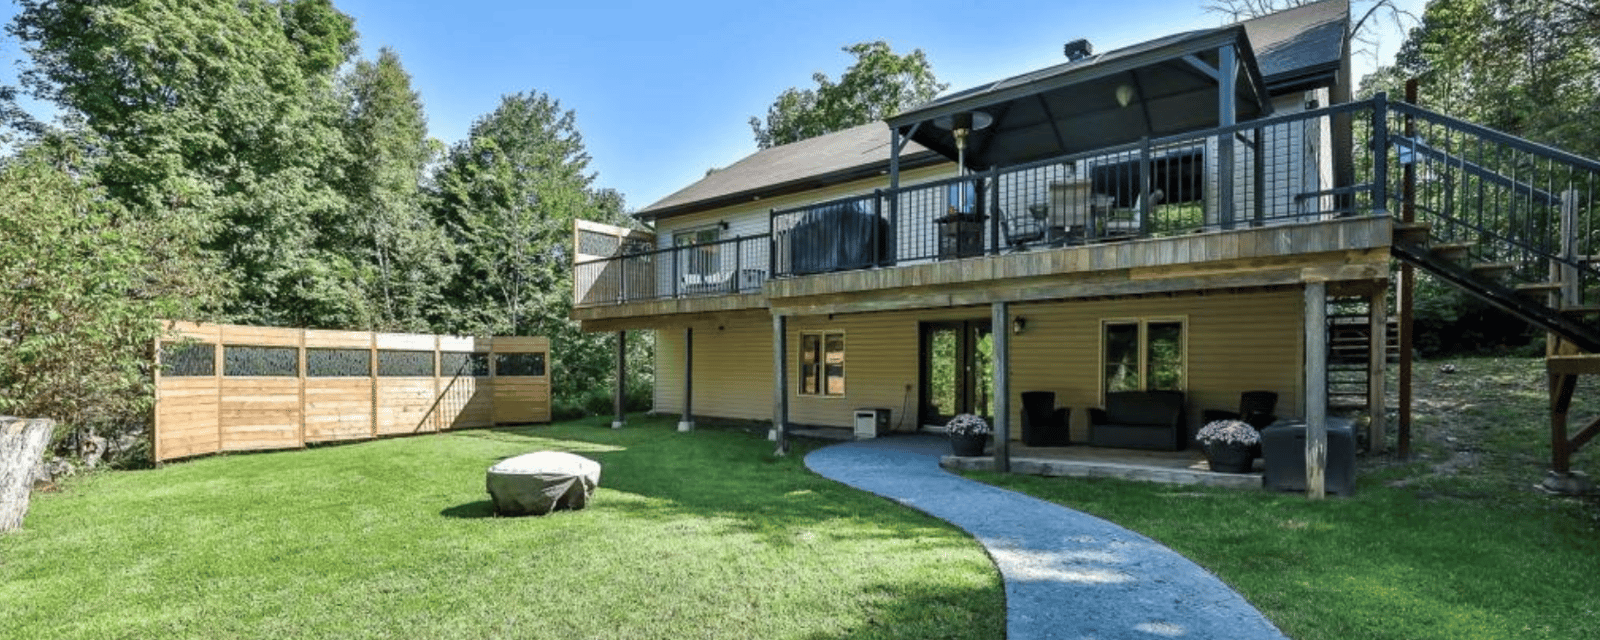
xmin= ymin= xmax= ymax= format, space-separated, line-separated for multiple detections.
xmin=613 ymin=330 xmax=627 ymax=429
xmin=1369 ymin=287 xmax=1388 ymax=453
xmin=1547 ymin=355 xmax=1600 ymax=375
xmin=1305 ymin=280 xmax=1329 ymax=499
xmin=772 ymin=314 xmax=789 ymax=455
xmin=1551 ymin=372 xmax=1578 ymax=474
xmin=992 ymin=302 xmax=1011 ymax=473
xmin=679 ymin=328 xmax=694 ymax=432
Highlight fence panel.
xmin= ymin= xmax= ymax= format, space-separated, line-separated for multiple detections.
xmin=153 ymin=322 xmax=550 ymax=462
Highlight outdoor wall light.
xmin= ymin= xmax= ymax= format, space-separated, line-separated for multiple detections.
xmin=1012 ymin=316 xmax=1027 ymax=335
xmin=1115 ymin=83 xmax=1136 ymax=108
xmin=717 ymin=220 xmax=730 ymax=230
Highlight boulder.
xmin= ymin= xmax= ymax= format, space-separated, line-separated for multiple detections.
xmin=486 ymin=451 xmax=601 ymax=516
xmin=2 ymin=417 xmax=55 ymax=533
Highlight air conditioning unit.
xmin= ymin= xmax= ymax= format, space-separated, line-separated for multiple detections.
xmin=853 ymin=408 xmax=891 ymax=439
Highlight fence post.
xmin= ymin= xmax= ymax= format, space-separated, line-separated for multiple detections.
xmin=733 ymin=236 xmax=743 ymax=294
xmin=988 ymin=169 xmax=1001 ymax=255
xmin=1372 ymin=92 xmax=1390 ymax=216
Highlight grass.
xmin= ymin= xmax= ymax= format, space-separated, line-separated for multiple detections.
xmin=965 ymin=356 xmax=1600 ymax=640
xmin=0 ymin=416 xmax=1004 ymax=640
xmin=7 ymin=357 xmax=1598 ymax=640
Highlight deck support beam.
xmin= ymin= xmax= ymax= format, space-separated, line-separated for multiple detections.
xmin=1305 ymin=280 xmax=1329 ymax=499
xmin=612 ymin=330 xmax=627 ymax=429
xmin=991 ymin=301 xmax=1012 ymax=473
xmin=771 ymin=314 xmax=790 ymax=455
xmin=679 ymin=328 xmax=694 ymax=432
xmin=1216 ymin=43 xmax=1237 ymax=230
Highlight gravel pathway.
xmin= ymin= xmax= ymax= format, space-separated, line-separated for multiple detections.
xmin=804 ymin=435 xmax=1288 ymax=640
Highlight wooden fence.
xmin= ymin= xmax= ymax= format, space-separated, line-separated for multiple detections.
xmin=153 ymin=322 xmax=551 ymax=462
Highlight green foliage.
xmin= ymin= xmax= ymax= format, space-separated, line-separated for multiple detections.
xmin=1365 ymin=0 xmax=1600 ymax=158
xmin=12 ymin=0 xmax=366 ymax=328
xmin=335 ymin=47 xmax=451 ymax=332
xmin=432 ymin=91 xmax=638 ymax=412
xmin=749 ymin=41 xmax=947 ymax=149
xmin=0 ymin=141 xmax=206 ymax=449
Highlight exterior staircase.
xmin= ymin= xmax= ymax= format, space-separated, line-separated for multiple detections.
xmin=1381 ymin=100 xmax=1600 ymax=482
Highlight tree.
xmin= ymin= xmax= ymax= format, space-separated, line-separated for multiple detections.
xmin=10 ymin=0 xmax=362 ymax=327
xmin=432 ymin=92 xmax=633 ymax=411
xmin=0 ymin=136 xmax=209 ymax=459
xmin=336 ymin=47 xmax=451 ymax=332
xmin=749 ymin=41 xmax=946 ymax=149
xmin=1364 ymin=0 xmax=1600 ymax=158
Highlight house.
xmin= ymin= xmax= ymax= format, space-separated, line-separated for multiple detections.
xmin=571 ymin=0 xmax=1600 ymax=494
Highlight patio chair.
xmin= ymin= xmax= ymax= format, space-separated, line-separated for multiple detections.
xmin=1201 ymin=390 xmax=1278 ymax=429
xmin=999 ymin=207 xmax=1046 ymax=251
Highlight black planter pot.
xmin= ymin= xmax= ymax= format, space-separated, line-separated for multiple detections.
xmin=949 ymin=433 xmax=989 ymax=457
xmin=1204 ymin=441 xmax=1256 ymax=473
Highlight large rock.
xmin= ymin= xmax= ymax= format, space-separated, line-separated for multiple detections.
xmin=486 ymin=451 xmax=601 ymax=516
xmin=1 ymin=417 xmax=55 ymax=533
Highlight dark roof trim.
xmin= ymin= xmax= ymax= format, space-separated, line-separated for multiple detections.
xmin=887 ymin=26 xmax=1268 ymax=132
xmin=635 ymin=148 xmax=946 ymax=221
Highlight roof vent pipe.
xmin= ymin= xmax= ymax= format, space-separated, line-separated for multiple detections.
xmin=1064 ymin=39 xmax=1093 ymax=61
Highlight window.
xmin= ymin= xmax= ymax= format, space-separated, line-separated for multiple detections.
xmin=799 ymin=332 xmax=845 ymax=396
xmin=673 ymin=226 xmax=720 ymax=276
xmin=1102 ymin=319 xmax=1185 ymax=395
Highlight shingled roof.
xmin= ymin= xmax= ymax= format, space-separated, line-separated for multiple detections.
xmin=638 ymin=0 xmax=1349 ymax=220
xmin=1241 ymin=0 xmax=1349 ymax=91
xmin=637 ymin=123 xmax=940 ymax=221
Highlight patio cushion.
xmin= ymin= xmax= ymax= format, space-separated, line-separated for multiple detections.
xmin=486 ymin=451 xmax=601 ymax=516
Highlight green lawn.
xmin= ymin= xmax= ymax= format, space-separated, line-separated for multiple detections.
xmin=967 ymin=356 xmax=1600 ymax=640
xmin=0 ymin=417 xmax=1003 ymax=640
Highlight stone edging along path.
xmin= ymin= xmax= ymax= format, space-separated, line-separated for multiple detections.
xmin=803 ymin=435 xmax=1288 ymax=640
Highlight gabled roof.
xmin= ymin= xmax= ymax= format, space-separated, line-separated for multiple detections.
xmin=1241 ymin=0 xmax=1349 ymax=92
xmin=637 ymin=123 xmax=940 ymax=221
xmin=889 ymin=25 xmax=1271 ymax=171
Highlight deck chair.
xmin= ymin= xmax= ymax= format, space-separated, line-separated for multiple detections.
xmin=999 ymin=207 xmax=1046 ymax=251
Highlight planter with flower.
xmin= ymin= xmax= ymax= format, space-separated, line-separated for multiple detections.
xmin=946 ymin=413 xmax=991 ymax=457
xmin=1196 ymin=419 xmax=1260 ymax=473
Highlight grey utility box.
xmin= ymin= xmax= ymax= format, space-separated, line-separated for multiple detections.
xmin=853 ymin=408 xmax=891 ymax=439
xmin=1262 ymin=418 xmax=1356 ymax=495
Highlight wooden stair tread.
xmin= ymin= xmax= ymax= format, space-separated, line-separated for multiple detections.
xmin=1559 ymin=305 xmax=1600 ymax=316
xmin=1430 ymin=243 xmax=1473 ymax=261
xmin=1392 ymin=222 xmax=1432 ymax=244
xmin=1515 ymin=282 xmax=1562 ymax=293
xmin=1470 ymin=262 xmax=1517 ymax=277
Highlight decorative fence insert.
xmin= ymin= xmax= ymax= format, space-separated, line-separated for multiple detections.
xmin=153 ymin=322 xmax=551 ymax=462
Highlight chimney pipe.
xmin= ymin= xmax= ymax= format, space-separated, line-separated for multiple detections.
xmin=1064 ymin=39 xmax=1093 ymax=61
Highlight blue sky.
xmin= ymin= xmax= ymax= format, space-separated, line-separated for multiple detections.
xmin=0 ymin=0 xmax=1426 ymax=212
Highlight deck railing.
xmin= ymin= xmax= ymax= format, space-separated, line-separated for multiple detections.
xmin=573 ymin=232 xmax=770 ymax=306
xmin=576 ymin=99 xmax=1396 ymax=305
xmin=769 ymin=100 xmax=1380 ymax=277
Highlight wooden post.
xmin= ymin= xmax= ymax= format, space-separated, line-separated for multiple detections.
xmin=1217 ymin=43 xmax=1237 ymax=230
xmin=613 ymin=330 xmax=627 ymax=429
xmin=1368 ymin=287 xmax=1388 ymax=453
xmin=772 ymin=315 xmax=789 ymax=455
xmin=679 ymin=328 xmax=695 ymax=432
xmin=296 ymin=328 xmax=307 ymax=448
xmin=991 ymin=302 xmax=1011 ymax=473
xmin=1305 ymin=280 xmax=1329 ymax=499
xmin=1551 ymin=372 xmax=1577 ymax=475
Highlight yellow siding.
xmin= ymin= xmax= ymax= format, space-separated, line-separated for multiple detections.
xmin=650 ymin=288 xmax=1305 ymax=439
